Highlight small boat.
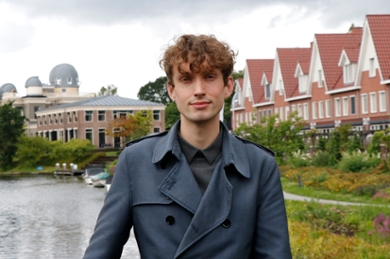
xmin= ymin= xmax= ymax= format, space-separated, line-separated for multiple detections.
xmin=91 ymin=172 xmax=111 ymax=188
xmin=82 ymin=165 xmax=105 ymax=185
xmin=104 ymin=175 xmax=113 ymax=193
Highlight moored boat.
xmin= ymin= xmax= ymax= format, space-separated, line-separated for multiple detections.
xmin=82 ymin=165 xmax=106 ymax=185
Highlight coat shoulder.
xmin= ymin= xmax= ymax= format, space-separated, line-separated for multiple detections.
xmin=234 ymin=135 xmax=275 ymax=157
xmin=125 ymin=131 xmax=168 ymax=147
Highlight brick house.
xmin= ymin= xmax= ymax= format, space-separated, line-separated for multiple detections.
xmin=35 ymin=95 xmax=165 ymax=148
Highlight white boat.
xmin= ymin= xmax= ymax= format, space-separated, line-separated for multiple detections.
xmin=91 ymin=172 xmax=111 ymax=188
xmin=82 ymin=166 xmax=105 ymax=185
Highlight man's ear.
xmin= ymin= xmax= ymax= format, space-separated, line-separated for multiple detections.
xmin=167 ymin=83 xmax=175 ymax=102
xmin=224 ymin=76 xmax=234 ymax=98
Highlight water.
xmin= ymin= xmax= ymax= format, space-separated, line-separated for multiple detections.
xmin=0 ymin=174 xmax=140 ymax=259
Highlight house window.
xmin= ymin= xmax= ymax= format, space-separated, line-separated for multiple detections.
xmin=85 ymin=110 xmax=93 ymax=122
xmin=292 ymin=105 xmax=296 ymax=112
xmin=98 ymin=111 xmax=106 ymax=121
xmin=326 ymin=100 xmax=331 ymax=118
xmin=318 ymin=70 xmax=323 ymax=88
xmin=43 ymin=115 xmax=46 ymax=125
xmin=265 ymin=84 xmax=271 ymax=99
xmin=319 ymin=101 xmax=324 ymax=119
xmin=54 ymin=114 xmax=57 ymax=124
xmin=279 ymin=80 xmax=283 ymax=96
xmin=342 ymin=97 xmax=348 ymax=116
xmin=59 ymin=113 xmax=63 ymax=123
xmin=299 ymin=75 xmax=307 ymax=93
xmin=369 ymin=58 xmax=375 ymax=77
xmin=362 ymin=94 xmax=368 ymax=114
xmin=344 ymin=64 xmax=355 ymax=83
xmin=67 ymin=112 xmax=72 ymax=123
xmin=379 ymin=91 xmax=386 ymax=112
xmin=303 ymin=103 xmax=308 ymax=120
xmin=154 ymin=127 xmax=160 ymax=133
xmin=85 ymin=129 xmax=93 ymax=143
xmin=114 ymin=110 xmax=128 ymax=119
xmin=258 ymin=110 xmax=262 ymax=123
xmin=335 ymin=98 xmax=341 ymax=117
xmin=350 ymin=96 xmax=356 ymax=115
xmin=67 ymin=77 xmax=72 ymax=85
xmin=38 ymin=116 xmax=42 ymax=126
xmin=297 ymin=104 xmax=302 ymax=117
xmin=73 ymin=111 xmax=77 ymax=122
xmin=34 ymin=106 xmax=40 ymax=119
xmin=274 ymin=107 xmax=279 ymax=116
xmin=312 ymin=102 xmax=317 ymax=119
xmin=285 ymin=106 xmax=290 ymax=119
xmin=153 ymin=110 xmax=160 ymax=120
xmin=280 ymin=107 xmax=284 ymax=121
xmin=370 ymin=92 xmax=377 ymax=113
xmin=62 ymin=89 xmax=66 ymax=93
xmin=268 ymin=109 xmax=272 ymax=116
xmin=56 ymin=78 xmax=61 ymax=85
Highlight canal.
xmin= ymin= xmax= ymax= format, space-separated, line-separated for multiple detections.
xmin=0 ymin=174 xmax=140 ymax=259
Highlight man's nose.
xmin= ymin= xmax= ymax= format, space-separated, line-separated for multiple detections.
xmin=193 ymin=78 xmax=206 ymax=95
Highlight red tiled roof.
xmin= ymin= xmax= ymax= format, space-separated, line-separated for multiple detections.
xmin=316 ymin=28 xmax=362 ymax=90
xmin=246 ymin=59 xmax=274 ymax=104
xmin=367 ymin=15 xmax=390 ymax=80
xmin=277 ymin=48 xmax=311 ymax=98
xmin=236 ymin=78 xmax=244 ymax=90
xmin=344 ymin=48 xmax=360 ymax=63
xmin=298 ymin=61 xmax=310 ymax=74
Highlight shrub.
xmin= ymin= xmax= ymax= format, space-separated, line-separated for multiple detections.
xmin=338 ymin=151 xmax=381 ymax=173
xmin=311 ymin=151 xmax=334 ymax=167
xmin=288 ymin=150 xmax=311 ymax=168
xmin=368 ymin=213 xmax=390 ymax=240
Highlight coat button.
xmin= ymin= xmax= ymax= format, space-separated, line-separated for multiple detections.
xmin=166 ymin=215 xmax=175 ymax=225
xmin=222 ymin=219 xmax=231 ymax=228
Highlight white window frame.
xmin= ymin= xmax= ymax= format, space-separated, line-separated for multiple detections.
xmin=285 ymin=106 xmax=290 ymax=119
xmin=342 ymin=97 xmax=349 ymax=116
xmin=326 ymin=100 xmax=331 ymax=118
xmin=318 ymin=70 xmax=323 ymax=88
xmin=85 ymin=110 xmax=93 ymax=122
xmin=369 ymin=58 xmax=375 ymax=77
xmin=362 ymin=94 xmax=368 ymax=114
xmin=379 ymin=91 xmax=386 ymax=112
xmin=153 ymin=110 xmax=161 ymax=121
xmin=335 ymin=98 xmax=341 ymax=117
xmin=280 ymin=106 xmax=284 ymax=121
xmin=98 ymin=110 xmax=106 ymax=121
xmin=291 ymin=105 xmax=296 ymax=112
xmin=297 ymin=104 xmax=302 ymax=117
xmin=85 ymin=128 xmax=93 ymax=144
xmin=303 ymin=103 xmax=308 ymax=120
xmin=370 ymin=92 xmax=377 ymax=113
xmin=350 ymin=96 xmax=356 ymax=115
xmin=312 ymin=102 xmax=317 ymax=119
xmin=319 ymin=101 xmax=324 ymax=119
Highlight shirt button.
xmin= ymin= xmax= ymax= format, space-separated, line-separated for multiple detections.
xmin=166 ymin=215 xmax=175 ymax=225
xmin=222 ymin=219 xmax=231 ymax=228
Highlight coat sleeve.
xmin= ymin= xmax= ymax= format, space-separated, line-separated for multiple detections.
xmin=83 ymin=150 xmax=133 ymax=259
xmin=252 ymin=158 xmax=292 ymax=259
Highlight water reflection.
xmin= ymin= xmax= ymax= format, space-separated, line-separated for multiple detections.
xmin=0 ymin=174 xmax=139 ymax=259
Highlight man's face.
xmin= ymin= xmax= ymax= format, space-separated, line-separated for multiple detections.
xmin=167 ymin=61 xmax=233 ymax=126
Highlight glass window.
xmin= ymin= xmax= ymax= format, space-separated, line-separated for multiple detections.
xmin=85 ymin=129 xmax=93 ymax=143
xmin=326 ymin=100 xmax=331 ymax=118
xmin=85 ymin=111 xmax=93 ymax=121
xmin=379 ymin=91 xmax=386 ymax=112
xmin=312 ymin=102 xmax=317 ymax=119
xmin=98 ymin=111 xmax=105 ymax=121
xmin=362 ymin=94 xmax=368 ymax=114
xmin=319 ymin=101 xmax=324 ymax=119
xmin=350 ymin=96 xmax=356 ymax=115
xmin=335 ymin=98 xmax=341 ymax=117
xmin=370 ymin=92 xmax=377 ymax=113
xmin=153 ymin=110 xmax=160 ymax=120
xmin=342 ymin=97 xmax=348 ymax=116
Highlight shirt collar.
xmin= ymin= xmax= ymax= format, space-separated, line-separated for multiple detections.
xmin=178 ymin=128 xmax=222 ymax=165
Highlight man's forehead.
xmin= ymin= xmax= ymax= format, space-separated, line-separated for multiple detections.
xmin=174 ymin=60 xmax=217 ymax=75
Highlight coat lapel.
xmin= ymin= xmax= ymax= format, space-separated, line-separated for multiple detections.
xmin=174 ymin=160 xmax=233 ymax=258
xmin=159 ymin=154 xmax=202 ymax=214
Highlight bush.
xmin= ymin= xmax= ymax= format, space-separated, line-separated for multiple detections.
xmin=311 ymin=151 xmax=334 ymax=167
xmin=338 ymin=151 xmax=381 ymax=173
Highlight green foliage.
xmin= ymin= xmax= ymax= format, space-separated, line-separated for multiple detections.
xmin=234 ymin=111 xmax=305 ymax=164
xmin=165 ymin=102 xmax=180 ymax=130
xmin=62 ymin=138 xmax=95 ymax=162
xmin=338 ymin=151 xmax=381 ymax=173
xmin=137 ymin=76 xmax=170 ymax=105
xmin=326 ymin=130 xmax=342 ymax=164
xmin=311 ymin=151 xmax=334 ymax=167
xmin=0 ymin=101 xmax=27 ymax=169
xmin=98 ymin=84 xmax=117 ymax=96
xmin=316 ymin=136 xmax=327 ymax=151
xmin=16 ymin=135 xmax=52 ymax=167
xmin=126 ymin=110 xmax=153 ymax=141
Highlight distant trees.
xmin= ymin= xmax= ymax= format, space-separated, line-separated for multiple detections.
xmin=0 ymin=101 xmax=26 ymax=169
xmin=98 ymin=84 xmax=118 ymax=96
xmin=137 ymin=77 xmax=170 ymax=105
xmin=105 ymin=110 xmax=153 ymax=147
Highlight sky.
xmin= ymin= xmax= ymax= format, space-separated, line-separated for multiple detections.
xmin=0 ymin=0 xmax=389 ymax=99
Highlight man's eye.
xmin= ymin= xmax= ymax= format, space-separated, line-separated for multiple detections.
xmin=206 ymin=74 xmax=215 ymax=79
xmin=181 ymin=77 xmax=190 ymax=82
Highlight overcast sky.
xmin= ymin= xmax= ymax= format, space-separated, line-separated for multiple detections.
xmin=0 ymin=0 xmax=388 ymax=99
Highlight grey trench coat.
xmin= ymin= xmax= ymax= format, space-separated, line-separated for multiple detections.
xmin=83 ymin=122 xmax=292 ymax=259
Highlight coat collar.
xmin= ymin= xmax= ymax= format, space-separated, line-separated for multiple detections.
xmin=152 ymin=120 xmax=250 ymax=178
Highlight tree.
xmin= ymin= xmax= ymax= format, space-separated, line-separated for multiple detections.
xmin=137 ymin=77 xmax=170 ymax=105
xmin=234 ymin=111 xmax=305 ymax=164
xmin=0 ymin=101 xmax=27 ymax=169
xmin=98 ymin=84 xmax=118 ymax=96
xmin=165 ymin=102 xmax=180 ymax=130
xmin=16 ymin=135 xmax=52 ymax=167
xmin=105 ymin=110 xmax=153 ymax=147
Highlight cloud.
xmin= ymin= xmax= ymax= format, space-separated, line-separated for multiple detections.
xmin=0 ymin=21 xmax=35 ymax=52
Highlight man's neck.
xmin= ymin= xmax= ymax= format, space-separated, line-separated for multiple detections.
xmin=179 ymin=118 xmax=221 ymax=150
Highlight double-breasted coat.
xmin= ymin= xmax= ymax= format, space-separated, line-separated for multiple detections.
xmin=83 ymin=122 xmax=292 ymax=259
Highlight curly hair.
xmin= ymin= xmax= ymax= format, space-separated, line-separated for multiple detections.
xmin=160 ymin=34 xmax=237 ymax=86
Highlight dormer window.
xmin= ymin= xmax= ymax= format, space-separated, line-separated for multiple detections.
xmin=67 ymin=77 xmax=72 ymax=85
xmin=56 ymin=78 xmax=61 ymax=85
xmin=298 ymin=75 xmax=308 ymax=93
xmin=344 ymin=63 xmax=355 ymax=83
xmin=265 ymin=84 xmax=271 ymax=99
xmin=369 ymin=58 xmax=375 ymax=77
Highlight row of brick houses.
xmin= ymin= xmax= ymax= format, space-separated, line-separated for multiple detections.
xmin=231 ymin=14 xmax=390 ymax=136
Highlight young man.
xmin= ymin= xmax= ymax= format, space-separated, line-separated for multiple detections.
xmin=83 ymin=34 xmax=292 ymax=258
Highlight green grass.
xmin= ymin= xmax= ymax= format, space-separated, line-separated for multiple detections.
xmin=281 ymin=177 xmax=390 ymax=205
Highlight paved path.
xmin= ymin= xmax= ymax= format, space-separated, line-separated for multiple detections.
xmin=283 ymin=191 xmax=379 ymax=206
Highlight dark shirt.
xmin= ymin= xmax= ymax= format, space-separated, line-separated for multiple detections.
xmin=178 ymin=130 xmax=222 ymax=194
